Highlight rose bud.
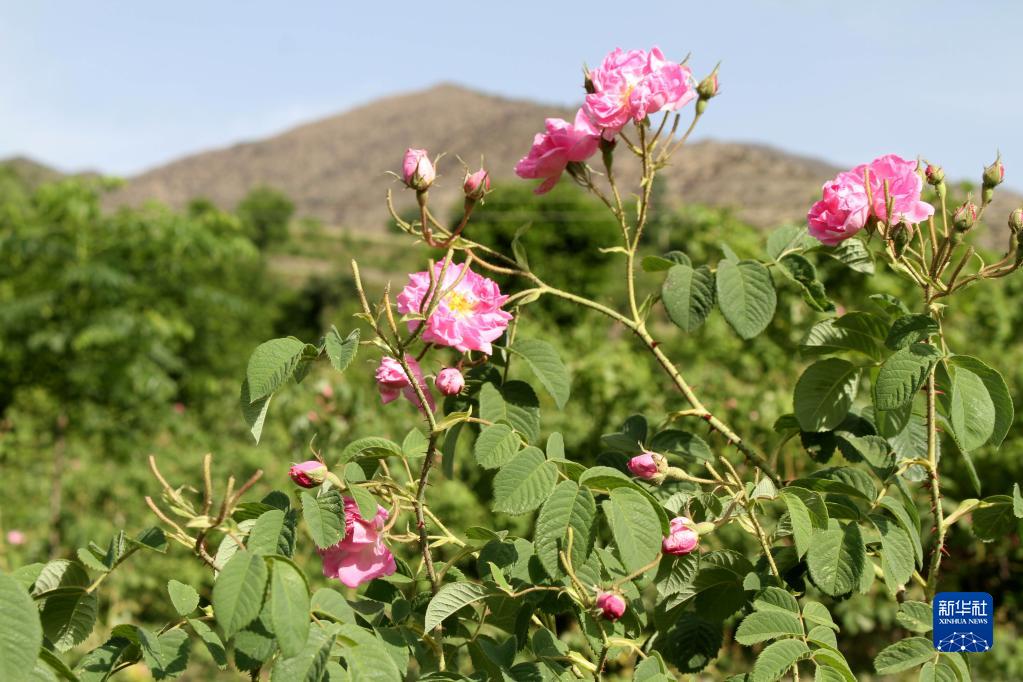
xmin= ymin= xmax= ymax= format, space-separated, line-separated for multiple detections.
xmin=983 ymin=155 xmax=1005 ymax=190
xmin=435 ymin=368 xmax=465 ymax=396
xmin=924 ymin=164 xmax=945 ymax=186
xmin=662 ymin=516 xmax=700 ymax=556
xmin=289 ymin=460 xmax=328 ymax=488
xmin=952 ymin=201 xmax=978 ymax=233
xmin=402 ymin=148 xmax=435 ymax=191
xmin=697 ymin=72 xmax=719 ymax=100
xmin=463 ymin=168 xmax=490 ymax=202
xmin=627 ymin=451 xmax=667 ymax=481
xmin=1009 ymin=208 xmax=1023 ymax=234
xmin=595 ymin=592 xmax=627 ymax=621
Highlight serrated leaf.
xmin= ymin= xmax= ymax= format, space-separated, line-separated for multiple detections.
xmin=794 ymin=359 xmax=860 ymax=432
xmin=801 ymin=601 xmax=839 ymax=632
xmin=874 ymin=637 xmax=935 ymax=675
xmin=806 ymin=524 xmax=865 ymax=596
xmin=869 ymin=514 xmax=914 ymax=595
xmin=828 ymin=238 xmax=874 ymax=273
xmin=247 ymin=509 xmax=287 ymax=556
xmin=534 ymin=481 xmax=596 ymax=578
xmin=0 ymin=573 xmax=43 ymax=679
xmin=716 ymin=259 xmax=777 ymax=340
xmin=474 ymin=424 xmax=521 ymax=470
xmin=878 ymin=496 xmax=923 ymax=567
xmin=301 ymin=490 xmax=345 ymax=549
xmin=972 ymin=495 xmax=1015 ymax=542
xmin=212 ymin=550 xmax=268 ymax=639
xmin=346 ymin=486 xmax=378 ymax=523
xmin=948 ymin=355 xmax=1013 ymax=448
xmin=603 ymin=487 xmax=662 ymax=573
xmin=780 ymin=490 xmax=814 ymax=558
xmin=779 ymin=253 xmax=834 ymax=312
xmin=492 ymin=447 xmax=557 ymax=515
xmin=873 ymin=344 xmax=942 ymax=411
xmin=270 ymin=624 xmax=335 ymax=682
xmin=479 ymin=381 xmax=541 ymax=444
xmin=648 ymin=429 xmax=713 ymax=462
xmin=653 ymin=613 xmax=722 ymax=674
xmin=885 ymin=314 xmax=939 ymax=350
xmin=269 ymin=558 xmax=310 ymax=658
xmin=801 ymin=313 xmax=887 ymax=361
xmin=325 ymin=327 xmax=359 ymax=373
xmin=40 ymin=587 xmax=98 ymax=652
xmin=246 ymin=337 xmax=307 ymax=402
xmin=424 ymin=583 xmax=493 ymax=631
xmin=937 ymin=361 xmax=995 ymax=452
xmin=167 ymin=580 xmax=199 ymax=616
xmin=662 ymin=264 xmax=715 ymax=332
xmin=767 ymin=224 xmax=816 ymax=260
xmin=754 ymin=587 xmax=800 ymax=614
xmin=735 ymin=610 xmax=804 ymax=645
xmin=752 ymin=639 xmax=810 ymax=681
xmin=508 ymin=339 xmax=570 ymax=409
xmin=895 ymin=601 xmax=932 ymax=633
xmin=187 ymin=618 xmax=227 ymax=669
xmin=1014 ymin=483 xmax=1023 ymax=519
xmin=240 ymin=379 xmax=272 ymax=443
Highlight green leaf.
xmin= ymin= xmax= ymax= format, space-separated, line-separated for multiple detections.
xmin=37 ymin=648 xmax=78 ymax=682
xmin=751 ymin=639 xmax=810 ymax=682
xmin=874 ymin=637 xmax=935 ymax=675
xmin=479 ymin=381 xmax=541 ymax=444
xmin=474 ymin=424 xmax=521 ymax=470
xmin=877 ymin=496 xmax=923 ymax=567
xmin=794 ymin=359 xmax=860 ymax=432
xmin=301 ymin=490 xmax=345 ymax=549
xmin=270 ymin=624 xmax=335 ymax=682
xmin=937 ymin=361 xmax=995 ymax=452
xmin=753 ymin=587 xmax=800 ymax=614
xmin=167 ymin=580 xmax=199 ymax=616
xmin=661 ymin=264 xmax=716 ymax=332
xmin=508 ymin=339 xmax=571 ymax=409
xmin=801 ymin=601 xmax=839 ymax=632
xmin=603 ymin=487 xmax=663 ymax=573
xmin=40 ymin=587 xmax=99 ymax=652
xmin=806 ymin=524 xmax=866 ymax=597
xmin=642 ymin=252 xmax=690 ymax=271
xmin=780 ymin=491 xmax=813 ymax=558
xmin=895 ymin=601 xmax=932 ymax=633
xmin=240 ymin=379 xmax=272 ymax=444
xmin=492 ymin=447 xmax=558 ymax=515
xmin=578 ymin=466 xmax=642 ymax=492
xmin=247 ymin=509 xmax=287 ymax=556
xmin=324 ymin=327 xmax=359 ymax=373
xmin=0 ymin=573 xmax=43 ymax=680
xmin=339 ymin=437 xmax=404 ymax=463
xmin=868 ymin=514 xmax=914 ymax=595
xmin=735 ymin=610 xmax=804 ymax=645
xmin=812 ymin=651 xmax=857 ymax=682
xmin=246 ymin=337 xmax=307 ymax=402
xmin=779 ymin=253 xmax=834 ymax=312
xmin=873 ymin=344 xmax=942 ymax=411
xmin=828 ymin=238 xmax=874 ymax=273
xmin=648 ymin=430 xmax=713 ymax=462
xmin=334 ymin=624 xmax=403 ymax=681
xmin=187 ymin=618 xmax=227 ymax=669
xmin=269 ymin=558 xmax=310 ymax=658
xmin=653 ymin=613 xmax=722 ymax=674
xmin=948 ymin=355 xmax=1013 ymax=448
xmin=716 ymin=259 xmax=777 ymax=340
xmin=801 ymin=313 xmax=886 ymax=361
xmin=424 ymin=583 xmax=493 ymax=631
xmin=534 ymin=481 xmax=596 ymax=578
xmin=1014 ymin=483 xmax=1023 ymax=519
xmin=972 ymin=495 xmax=1015 ymax=542
xmin=346 ymin=486 xmax=378 ymax=523
xmin=885 ymin=314 xmax=939 ymax=350
xmin=212 ymin=550 xmax=268 ymax=639
xmin=767 ymin=224 xmax=816 ymax=260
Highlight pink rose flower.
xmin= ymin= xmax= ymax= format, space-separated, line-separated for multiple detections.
xmin=6 ymin=530 xmax=25 ymax=546
xmin=289 ymin=460 xmax=327 ymax=488
xmin=375 ymin=355 xmax=436 ymax=413
xmin=402 ymin=148 xmax=435 ymax=191
xmin=435 ymin=367 xmax=465 ymax=396
xmin=807 ymin=168 xmax=871 ymax=246
xmin=318 ymin=496 xmax=397 ymax=588
xmin=584 ymin=47 xmax=696 ymax=140
xmin=396 ymin=260 xmax=513 ymax=354
xmin=662 ymin=516 xmax=699 ymax=555
xmin=863 ymin=154 xmax=933 ymax=225
xmin=627 ymin=451 xmax=666 ymax=480
xmin=596 ymin=591 xmax=627 ymax=621
xmin=514 ymin=108 xmax=600 ymax=194
xmin=463 ymin=168 xmax=490 ymax=201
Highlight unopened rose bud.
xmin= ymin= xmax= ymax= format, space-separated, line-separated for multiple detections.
xmin=983 ymin=155 xmax=1005 ymax=190
xmin=627 ymin=451 xmax=667 ymax=481
xmin=434 ymin=368 xmax=465 ymax=396
xmin=289 ymin=460 xmax=328 ymax=488
xmin=925 ymin=164 xmax=945 ymax=186
xmin=662 ymin=516 xmax=699 ymax=555
xmin=697 ymin=72 xmax=719 ymax=100
xmin=463 ymin=169 xmax=490 ymax=202
xmin=1009 ymin=208 xmax=1023 ymax=234
xmin=402 ymin=148 xmax=435 ymax=192
xmin=890 ymin=223 xmax=911 ymax=257
xmin=595 ymin=592 xmax=627 ymax=621
xmin=952 ymin=201 xmax=978 ymax=233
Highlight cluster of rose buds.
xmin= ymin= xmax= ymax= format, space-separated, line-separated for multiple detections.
xmin=401 ymin=148 xmax=491 ymax=204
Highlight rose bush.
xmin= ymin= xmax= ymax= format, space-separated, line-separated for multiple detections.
xmin=5 ymin=45 xmax=1023 ymax=681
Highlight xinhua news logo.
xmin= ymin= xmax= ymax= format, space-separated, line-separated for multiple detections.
xmin=933 ymin=592 xmax=993 ymax=653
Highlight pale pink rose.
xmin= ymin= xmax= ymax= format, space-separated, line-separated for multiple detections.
xmin=627 ymin=451 xmax=665 ymax=480
xmin=6 ymin=530 xmax=25 ymax=546
xmin=396 ymin=260 xmax=513 ymax=355
xmin=584 ymin=47 xmax=696 ymax=140
xmin=402 ymin=148 xmax=435 ymax=191
xmin=463 ymin=168 xmax=490 ymax=201
xmin=662 ymin=516 xmax=699 ymax=555
xmin=514 ymin=108 xmax=601 ymax=194
xmin=596 ymin=591 xmax=627 ymax=621
xmin=435 ymin=368 xmax=465 ymax=396
xmin=289 ymin=460 xmax=327 ymax=488
xmin=863 ymin=154 xmax=933 ymax=225
xmin=375 ymin=355 xmax=436 ymax=413
xmin=318 ymin=497 xmax=396 ymax=588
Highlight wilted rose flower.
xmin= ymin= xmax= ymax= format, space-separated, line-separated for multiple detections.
xmin=6 ymin=530 xmax=25 ymax=546
xmin=289 ymin=460 xmax=327 ymax=488
xmin=596 ymin=591 xmax=627 ymax=621
xmin=463 ymin=168 xmax=490 ymax=201
xmin=584 ymin=47 xmax=696 ymax=140
xmin=435 ymin=368 xmax=465 ymax=396
xmin=375 ymin=355 xmax=436 ymax=413
xmin=318 ymin=497 xmax=396 ymax=588
xmin=514 ymin=108 xmax=600 ymax=194
xmin=662 ymin=516 xmax=699 ymax=555
xmin=402 ymin=148 xmax=435 ymax=191
xmin=627 ymin=451 xmax=666 ymax=480
xmin=396 ymin=260 xmax=513 ymax=354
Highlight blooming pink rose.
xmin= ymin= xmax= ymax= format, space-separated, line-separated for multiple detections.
xmin=6 ymin=530 xmax=25 ymax=546
xmin=435 ymin=367 xmax=465 ymax=396
xmin=807 ymin=169 xmax=870 ymax=245
xmin=318 ymin=496 xmax=396 ymax=588
xmin=662 ymin=516 xmax=699 ymax=555
xmin=862 ymin=154 xmax=933 ymax=225
xmin=596 ymin=591 xmax=627 ymax=621
xmin=627 ymin=451 xmax=665 ymax=480
xmin=584 ymin=47 xmax=696 ymax=140
xmin=463 ymin=168 xmax=490 ymax=201
xmin=396 ymin=260 xmax=513 ymax=354
xmin=289 ymin=460 xmax=327 ymax=488
xmin=402 ymin=148 xmax=435 ymax=191
xmin=375 ymin=355 xmax=436 ymax=413
xmin=514 ymin=108 xmax=600 ymax=194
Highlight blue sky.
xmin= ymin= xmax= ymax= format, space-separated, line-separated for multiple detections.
xmin=2 ymin=1 xmax=1021 ymax=189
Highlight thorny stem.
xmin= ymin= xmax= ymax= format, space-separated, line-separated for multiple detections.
xmin=924 ymin=363 xmax=945 ymax=599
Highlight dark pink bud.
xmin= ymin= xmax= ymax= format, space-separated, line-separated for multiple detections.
xmin=289 ymin=460 xmax=328 ymax=488
xmin=924 ymin=164 xmax=945 ymax=186
xmin=662 ymin=516 xmax=699 ymax=555
xmin=596 ymin=592 xmax=627 ymax=621
xmin=463 ymin=168 xmax=490 ymax=201
xmin=435 ymin=368 xmax=465 ymax=396
xmin=402 ymin=148 xmax=435 ymax=191
xmin=627 ymin=451 xmax=666 ymax=480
